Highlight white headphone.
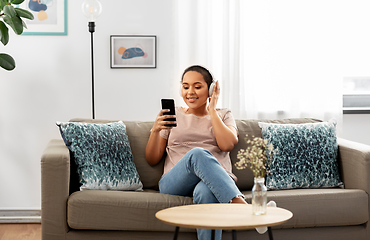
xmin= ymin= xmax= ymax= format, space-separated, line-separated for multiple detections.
xmin=180 ymin=81 xmax=215 ymax=97
xmin=208 ymin=82 xmax=215 ymax=97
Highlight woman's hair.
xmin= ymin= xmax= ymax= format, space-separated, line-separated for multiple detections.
xmin=181 ymin=65 xmax=214 ymax=89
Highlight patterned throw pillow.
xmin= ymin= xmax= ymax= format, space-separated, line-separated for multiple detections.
xmin=258 ymin=120 xmax=343 ymax=190
xmin=57 ymin=121 xmax=143 ymax=191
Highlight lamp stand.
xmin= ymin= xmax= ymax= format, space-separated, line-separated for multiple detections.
xmin=89 ymin=22 xmax=96 ymax=119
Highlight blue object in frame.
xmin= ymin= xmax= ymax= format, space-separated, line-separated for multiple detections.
xmin=28 ymin=0 xmax=47 ymax=12
xmin=122 ymin=48 xmax=146 ymax=59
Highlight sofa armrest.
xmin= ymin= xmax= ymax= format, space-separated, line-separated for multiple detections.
xmin=41 ymin=139 xmax=70 ymax=240
xmin=338 ymin=138 xmax=370 ymax=193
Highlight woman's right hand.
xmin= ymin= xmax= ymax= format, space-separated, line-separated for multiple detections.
xmin=146 ymin=109 xmax=174 ymax=166
xmin=151 ymin=109 xmax=176 ymax=133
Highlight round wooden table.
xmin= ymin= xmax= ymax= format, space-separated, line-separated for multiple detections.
xmin=156 ymin=203 xmax=293 ymax=240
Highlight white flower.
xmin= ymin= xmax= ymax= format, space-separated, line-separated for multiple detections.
xmin=235 ymin=135 xmax=278 ymax=178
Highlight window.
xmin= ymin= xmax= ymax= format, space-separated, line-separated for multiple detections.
xmin=343 ymin=77 xmax=370 ymax=114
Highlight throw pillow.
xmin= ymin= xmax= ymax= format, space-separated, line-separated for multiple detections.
xmin=57 ymin=121 xmax=143 ymax=191
xmin=258 ymin=120 xmax=343 ymax=190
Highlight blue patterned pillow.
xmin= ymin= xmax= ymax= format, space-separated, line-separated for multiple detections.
xmin=258 ymin=120 xmax=343 ymax=190
xmin=57 ymin=121 xmax=143 ymax=191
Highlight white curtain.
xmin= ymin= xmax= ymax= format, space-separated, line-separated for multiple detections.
xmin=173 ymin=0 xmax=344 ymax=134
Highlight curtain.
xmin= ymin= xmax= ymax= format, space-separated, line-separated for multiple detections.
xmin=173 ymin=0 xmax=344 ymax=134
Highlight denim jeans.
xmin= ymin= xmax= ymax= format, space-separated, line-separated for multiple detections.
xmin=159 ymin=147 xmax=243 ymax=240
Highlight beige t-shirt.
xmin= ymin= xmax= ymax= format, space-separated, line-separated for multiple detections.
xmin=160 ymin=107 xmax=238 ymax=181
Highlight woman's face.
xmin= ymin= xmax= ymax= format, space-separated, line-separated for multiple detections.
xmin=181 ymin=71 xmax=209 ymax=110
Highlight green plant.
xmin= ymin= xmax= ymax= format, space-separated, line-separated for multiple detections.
xmin=0 ymin=0 xmax=33 ymax=71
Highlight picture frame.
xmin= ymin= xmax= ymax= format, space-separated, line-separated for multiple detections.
xmin=19 ymin=0 xmax=67 ymax=35
xmin=110 ymin=35 xmax=156 ymax=68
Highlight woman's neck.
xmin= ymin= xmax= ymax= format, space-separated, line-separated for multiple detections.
xmin=185 ymin=106 xmax=209 ymax=117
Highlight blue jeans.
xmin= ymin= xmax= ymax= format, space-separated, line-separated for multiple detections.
xmin=159 ymin=147 xmax=243 ymax=240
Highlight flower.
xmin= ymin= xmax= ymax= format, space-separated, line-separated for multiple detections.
xmin=235 ymin=135 xmax=278 ymax=178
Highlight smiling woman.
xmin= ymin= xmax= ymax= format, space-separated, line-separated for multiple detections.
xmin=146 ymin=65 xmax=241 ymax=240
xmin=181 ymin=71 xmax=209 ymax=115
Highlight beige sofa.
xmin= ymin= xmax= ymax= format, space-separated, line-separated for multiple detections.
xmin=41 ymin=118 xmax=370 ymax=240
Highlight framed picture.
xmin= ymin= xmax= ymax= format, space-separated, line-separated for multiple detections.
xmin=19 ymin=0 xmax=67 ymax=35
xmin=110 ymin=35 xmax=156 ymax=68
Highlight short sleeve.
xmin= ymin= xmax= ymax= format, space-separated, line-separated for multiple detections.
xmin=159 ymin=128 xmax=170 ymax=140
xmin=221 ymin=109 xmax=237 ymax=132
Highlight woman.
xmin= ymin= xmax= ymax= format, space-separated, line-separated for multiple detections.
xmin=145 ymin=65 xmax=246 ymax=240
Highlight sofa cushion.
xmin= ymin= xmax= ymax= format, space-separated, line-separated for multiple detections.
xmin=232 ymin=118 xmax=323 ymax=191
xmin=57 ymin=121 xmax=143 ymax=191
xmin=243 ymin=188 xmax=368 ymax=228
xmin=67 ymin=190 xmax=194 ymax=232
xmin=69 ymin=119 xmax=164 ymax=190
xmin=258 ymin=120 xmax=343 ymax=190
xmin=67 ymin=188 xmax=367 ymax=231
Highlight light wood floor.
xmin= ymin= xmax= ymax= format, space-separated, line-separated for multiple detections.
xmin=0 ymin=224 xmax=41 ymax=240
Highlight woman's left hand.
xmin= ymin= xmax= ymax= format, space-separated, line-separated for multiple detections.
xmin=208 ymin=80 xmax=220 ymax=111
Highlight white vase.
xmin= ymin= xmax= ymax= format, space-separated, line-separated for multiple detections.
xmin=252 ymin=177 xmax=267 ymax=215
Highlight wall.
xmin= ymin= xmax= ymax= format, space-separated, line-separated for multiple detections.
xmin=343 ymin=114 xmax=370 ymax=145
xmin=0 ymin=0 xmax=175 ymax=209
xmin=0 ymin=0 xmax=369 ymax=210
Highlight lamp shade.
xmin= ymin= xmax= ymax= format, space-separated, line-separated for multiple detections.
xmin=82 ymin=0 xmax=102 ymax=22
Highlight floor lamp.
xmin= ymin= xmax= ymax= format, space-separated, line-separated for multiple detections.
xmin=82 ymin=0 xmax=102 ymax=119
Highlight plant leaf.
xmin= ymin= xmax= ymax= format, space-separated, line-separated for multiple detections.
xmin=3 ymin=15 xmax=23 ymax=35
xmin=4 ymin=5 xmax=17 ymax=18
xmin=0 ymin=21 xmax=9 ymax=46
xmin=15 ymin=8 xmax=34 ymax=20
xmin=0 ymin=1 xmax=7 ymax=11
xmin=21 ymin=18 xmax=27 ymax=29
xmin=0 ymin=53 xmax=16 ymax=71
xmin=11 ymin=0 xmax=25 ymax=4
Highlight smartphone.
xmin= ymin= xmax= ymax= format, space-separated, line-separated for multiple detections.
xmin=161 ymin=99 xmax=177 ymax=127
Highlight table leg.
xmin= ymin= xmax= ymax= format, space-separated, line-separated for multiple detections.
xmin=173 ymin=226 xmax=179 ymax=240
xmin=268 ymin=227 xmax=274 ymax=240
xmin=232 ymin=230 xmax=237 ymax=240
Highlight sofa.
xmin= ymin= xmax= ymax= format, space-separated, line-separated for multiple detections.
xmin=41 ymin=117 xmax=370 ymax=240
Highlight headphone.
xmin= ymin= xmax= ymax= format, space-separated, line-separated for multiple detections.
xmin=180 ymin=81 xmax=215 ymax=97
xmin=208 ymin=81 xmax=216 ymax=97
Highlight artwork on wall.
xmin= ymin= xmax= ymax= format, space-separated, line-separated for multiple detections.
xmin=110 ymin=35 xmax=156 ymax=68
xmin=19 ymin=0 xmax=67 ymax=35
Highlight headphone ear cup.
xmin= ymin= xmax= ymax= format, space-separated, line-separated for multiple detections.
xmin=209 ymin=82 xmax=215 ymax=97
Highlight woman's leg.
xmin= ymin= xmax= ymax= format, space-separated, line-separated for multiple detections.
xmin=159 ymin=147 xmax=242 ymax=203
xmin=193 ymin=181 xmax=222 ymax=240
xmin=159 ymin=147 xmax=243 ymax=240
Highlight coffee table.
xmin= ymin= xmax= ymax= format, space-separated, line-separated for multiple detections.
xmin=156 ymin=203 xmax=293 ymax=240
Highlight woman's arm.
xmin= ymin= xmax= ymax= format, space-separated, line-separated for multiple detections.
xmin=145 ymin=109 xmax=175 ymax=166
xmin=209 ymin=109 xmax=238 ymax=152
xmin=208 ymin=81 xmax=238 ymax=152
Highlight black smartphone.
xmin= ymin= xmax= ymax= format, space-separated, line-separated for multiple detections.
xmin=161 ymin=99 xmax=177 ymax=127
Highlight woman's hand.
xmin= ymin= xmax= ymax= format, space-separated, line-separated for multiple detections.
xmin=208 ymin=80 xmax=220 ymax=111
xmin=152 ymin=109 xmax=177 ymax=133
xmin=146 ymin=109 xmax=175 ymax=166
xmin=208 ymin=80 xmax=238 ymax=152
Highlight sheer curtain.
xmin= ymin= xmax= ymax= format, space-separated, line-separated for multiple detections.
xmin=173 ymin=0 xmax=343 ymax=134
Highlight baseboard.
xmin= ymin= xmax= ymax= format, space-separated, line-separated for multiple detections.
xmin=0 ymin=209 xmax=41 ymax=223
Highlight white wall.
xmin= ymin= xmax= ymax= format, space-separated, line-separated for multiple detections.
xmin=0 ymin=0 xmax=175 ymax=209
xmin=0 ymin=0 xmax=369 ymax=210
xmin=343 ymin=114 xmax=370 ymax=146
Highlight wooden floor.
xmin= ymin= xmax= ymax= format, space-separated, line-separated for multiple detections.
xmin=0 ymin=224 xmax=41 ymax=240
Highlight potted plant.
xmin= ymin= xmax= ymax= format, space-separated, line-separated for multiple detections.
xmin=0 ymin=0 xmax=34 ymax=71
